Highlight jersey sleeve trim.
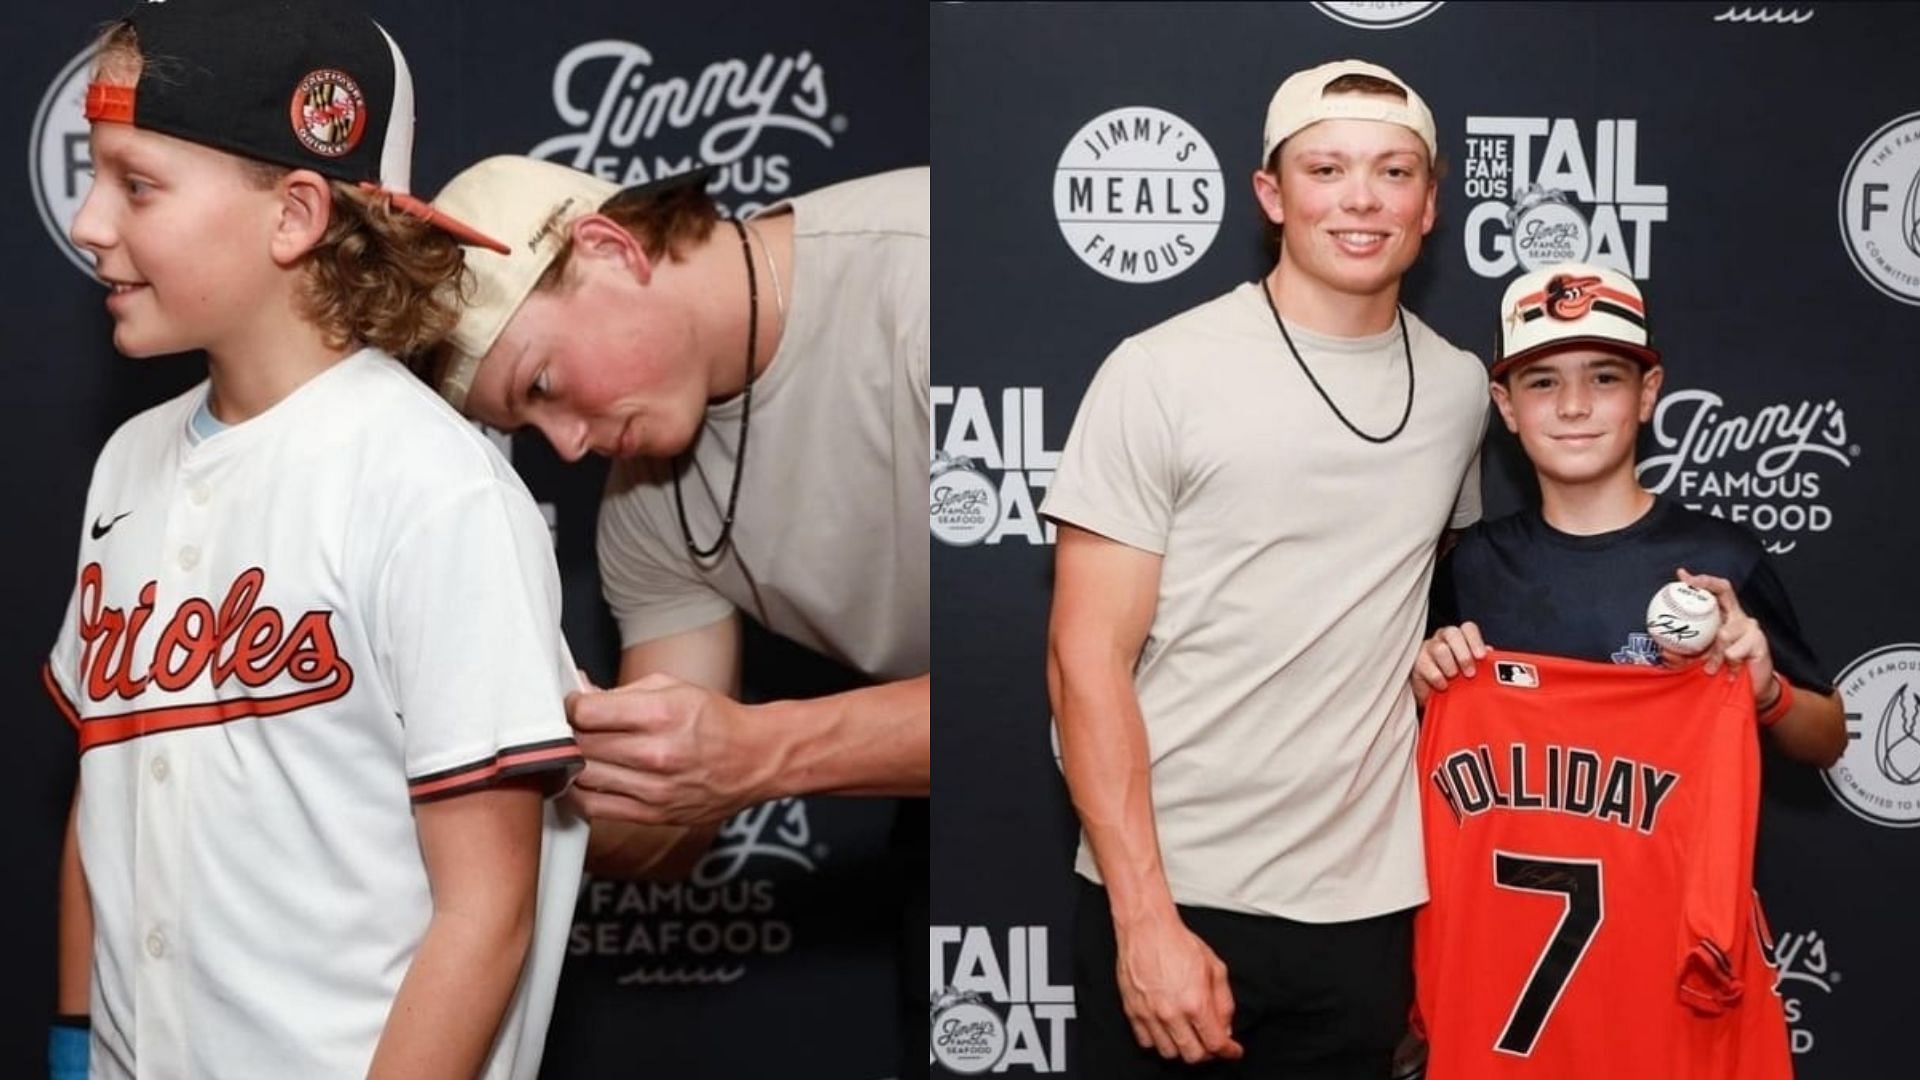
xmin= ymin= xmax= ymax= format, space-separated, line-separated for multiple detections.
xmin=408 ymin=738 xmax=584 ymax=802
xmin=1679 ymin=937 xmax=1742 ymax=1015
xmin=43 ymin=662 xmax=80 ymax=731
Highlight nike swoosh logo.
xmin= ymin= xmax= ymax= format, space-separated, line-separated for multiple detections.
xmin=91 ymin=511 xmax=133 ymax=540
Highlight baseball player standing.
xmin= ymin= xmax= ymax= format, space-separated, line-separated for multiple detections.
xmin=46 ymin=3 xmax=586 ymax=1078
xmin=1043 ymin=60 xmax=1488 ymax=1075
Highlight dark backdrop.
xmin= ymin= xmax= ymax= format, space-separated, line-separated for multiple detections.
xmin=3 ymin=3 xmax=926 ymax=1077
xmin=932 ymin=3 xmax=1917 ymax=1076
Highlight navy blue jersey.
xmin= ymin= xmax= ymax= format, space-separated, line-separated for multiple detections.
xmin=1430 ymin=497 xmax=1828 ymax=690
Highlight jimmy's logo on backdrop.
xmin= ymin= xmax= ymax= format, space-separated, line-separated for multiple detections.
xmin=1054 ymin=107 xmax=1223 ymax=284
xmin=1825 ymin=645 xmax=1920 ymax=828
xmin=1636 ymin=388 xmax=1855 ymax=555
xmin=31 ymin=45 xmax=97 ymax=277
xmin=931 ymin=925 xmax=1075 ymax=1074
xmin=931 ymin=386 xmax=1062 ymax=547
xmin=1839 ymin=111 xmax=1920 ymax=305
xmin=1774 ymin=927 xmax=1842 ymax=1054
xmin=930 ymin=454 xmax=999 ymax=547
xmin=530 ymin=41 xmax=840 ymax=217
xmin=1462 ymin=117 xmax=1668 ymax=278
xmin=570 ymin=798 xmax=819 ymax=984
xmin=1311 ymin=2 xmax=1447 ymax=28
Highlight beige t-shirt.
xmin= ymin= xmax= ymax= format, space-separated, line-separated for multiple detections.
xmin=1042 ymin=282 xmax=1488 ymax=921
xmin=597 ymin=167 xmax=930 ymax=680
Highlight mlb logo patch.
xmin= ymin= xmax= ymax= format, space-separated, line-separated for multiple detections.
xmin=1495 ymin=661 xmax=1540 ymax=689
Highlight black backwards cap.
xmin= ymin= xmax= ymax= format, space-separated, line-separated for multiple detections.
xmin=86 ymin=0 xmax=507 ymax=253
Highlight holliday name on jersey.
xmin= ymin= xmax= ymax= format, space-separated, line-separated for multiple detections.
xmin=1428 ymin=742 xmax=1681 ymax=835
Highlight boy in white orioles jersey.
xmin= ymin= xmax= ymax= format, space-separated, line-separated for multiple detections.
xmin=44 ymin=3 xmax=586 ymax=1078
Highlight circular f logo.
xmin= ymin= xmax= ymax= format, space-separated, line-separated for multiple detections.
xmin=1840 ymin=111 xmax=1920 ymax=305
xmin=30 ymin=46 xmax=100 ymax=277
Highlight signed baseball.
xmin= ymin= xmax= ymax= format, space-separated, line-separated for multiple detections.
xmin=1646 ymin=582 xmax=1721 ymax=656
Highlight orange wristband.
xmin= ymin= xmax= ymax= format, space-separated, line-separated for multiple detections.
xmin=1757 ymin=674 xmax=1793 ymax=727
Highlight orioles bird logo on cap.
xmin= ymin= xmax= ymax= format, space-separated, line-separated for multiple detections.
xmin=1544 ymin=273 xmax=1604 ymax=321
xmin=288 ymin=69 xmax=367 ymax=158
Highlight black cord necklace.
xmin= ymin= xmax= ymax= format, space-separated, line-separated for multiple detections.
xmin=1259 ymin=276 xmax=1415 ymax=445
xmin=672 ymin=217 xmax=758 ymax=559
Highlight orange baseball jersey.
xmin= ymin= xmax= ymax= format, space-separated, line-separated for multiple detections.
xmin=1414 ymin=651 xmax=1791 ymax=1079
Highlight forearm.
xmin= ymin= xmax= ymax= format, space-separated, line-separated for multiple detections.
xmin=58 ymin=789 xmax=90 ymax=1016
xmin=585 ymin=818 xmax=718 ymax=881
xmin=747 ymin=674 xmax=929 ymax=799
xmin=372 ymin=782 xmax=545 ymax=1080
xmin=1049 ymin=643 xmax=1176 ymax=928
xmin=367 ymin=902 xmax=534 ymax=1080
xmin=1764 ymin=683 xmax=1847 ymax=768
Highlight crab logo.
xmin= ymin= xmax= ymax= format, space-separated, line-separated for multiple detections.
xmin=1825 ymin=645 xmax=1920 ymax=827
xmin=1874 ymin=681 xmax=1920 ymax=785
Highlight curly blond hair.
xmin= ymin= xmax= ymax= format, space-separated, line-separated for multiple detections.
xmin=257 ymin=168 xmax=469 ymax=358
xmin=93 ymin=21 xmax=469 ymax=360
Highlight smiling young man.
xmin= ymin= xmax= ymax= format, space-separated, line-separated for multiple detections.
xmin=1042 ymin=60 xmax=1488 ymax=1076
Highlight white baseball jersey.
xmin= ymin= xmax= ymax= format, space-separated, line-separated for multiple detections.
xmin=43 ymin=351 xmax=588 ymax=1080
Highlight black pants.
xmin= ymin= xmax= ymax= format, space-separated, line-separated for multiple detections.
xmin=894 ymin=797 xmax=930 ymax=1078
xmin=1074 ymin=878 xmax=1413 ymax=1079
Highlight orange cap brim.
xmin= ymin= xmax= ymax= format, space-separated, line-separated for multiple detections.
xmin=364 ymin=184 xmax=511 ymax=255
xmin=85 ymin=82 xmax=136 ymax=123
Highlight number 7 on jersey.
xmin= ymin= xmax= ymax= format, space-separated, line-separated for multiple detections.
xmin=1492 ymin=850 xmax=1604 ymax=1056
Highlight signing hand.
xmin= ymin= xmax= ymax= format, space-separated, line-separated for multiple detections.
xmin=565 ymin=674 xmax=773 ymax=826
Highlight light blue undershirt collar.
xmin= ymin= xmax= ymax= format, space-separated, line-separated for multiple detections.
xmin=186 ymin=389 xmax=229 ymax=445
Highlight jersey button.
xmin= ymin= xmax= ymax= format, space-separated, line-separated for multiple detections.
xmin=149 ymin=756 xmax=170 ymax=783
xmin=189 ymin=483 xmax=211 ymax=507
xmin=145 ymin=930 xmax=167 ymax=959
xmin=177 ymin=545 xmax=200 ymax=571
